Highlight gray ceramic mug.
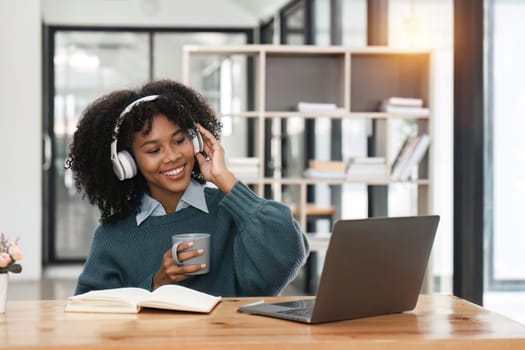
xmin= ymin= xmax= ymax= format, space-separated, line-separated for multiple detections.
xmin=171 ymin=233 xmax=210 ymax=275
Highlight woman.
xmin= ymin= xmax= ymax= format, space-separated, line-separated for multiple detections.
xmin=66 ymin=79 xmax=309 ymax=297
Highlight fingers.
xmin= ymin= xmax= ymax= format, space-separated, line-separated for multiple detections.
xmin=174 ymin=263 xmax=207 ymax=276
xmin=164 ymin=243 xmax=206 ymax=281
xmin=196 ymin=123 xmax=221 ymax=154
xmin=175 ymin=244 xmax=204 ymax=264
xmin=195 ymin=123 xmax=214 ymax=142
xmin=195 ymin=151 xmax=208 ymax=164
xmin=163 ymin=264 xmax=204 ymax=283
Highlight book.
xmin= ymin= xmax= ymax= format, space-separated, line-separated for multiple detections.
xmin=303 ymin=168 xmax=346 ymax=180
xmin=308 ymin=159 xmax=347 ymax=172
xmin=227 ymin=157 xmax=260 ymax=179
xmin=304 ymin=159 xmax=348 ymax=179
xmin=383 ymin=97 xmax=424 ymax=107
xmin=379 ymin=103 xmax=430 ymax=116
xmin=347 ymin=157 xmax=386 ymax=165
xmin=346 ymin=157 xmax=387 ymax=180
xmin=379 ymin=97 xmax=429 ymax=116
xmin=398 ymin=134 xmax=430 ymax=180
xmin=297 ymin=101 xmax=338 ymax=112
xmin=65 ymin=284 xmax=222 ymax=314
xmin=226 ymin=157 xmax=260 ymax=166
xmin=390 ymin=135 xmax=421 ymax=180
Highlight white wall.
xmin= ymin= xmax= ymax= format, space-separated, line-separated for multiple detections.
xmin=0 ymin=0 xmax=42 ymax=280
xmin=42 ymin=0 xmax=259 ymax=27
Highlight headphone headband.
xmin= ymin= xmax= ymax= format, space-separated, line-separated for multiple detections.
xmin=113 ymin=95 xmax=160 ymax=138
xmin=110 ymin=95 xmax=159 ymax=181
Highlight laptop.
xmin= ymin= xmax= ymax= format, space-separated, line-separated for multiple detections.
xmin=238 ymin=215 xmax=440 ymax=324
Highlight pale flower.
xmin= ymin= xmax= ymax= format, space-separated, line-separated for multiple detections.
xmin=8 ymin=244 xmax=23 ymax=261
xmin=0 ymin=233 xmax=22 ymax=273
xmin=0 ymin=252 xmax=11 ymax=268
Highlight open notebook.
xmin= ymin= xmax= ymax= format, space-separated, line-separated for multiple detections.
xmin=238 ymin=215 xmax=440 ymax=324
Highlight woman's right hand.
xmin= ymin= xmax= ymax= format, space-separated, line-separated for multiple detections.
xmin=194 ymin=123 xmax=236 ymax=194
xmin=152 ymin=242 xmax=206 ymax=290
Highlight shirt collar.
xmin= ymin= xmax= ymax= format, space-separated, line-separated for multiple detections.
xmin=136 ymin=179 xmax=209 ymax=226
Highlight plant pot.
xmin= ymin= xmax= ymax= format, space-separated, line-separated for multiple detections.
xmin=0 ymin=273 xmax=8 ymax=313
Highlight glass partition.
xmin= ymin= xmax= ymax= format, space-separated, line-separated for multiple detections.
xmin=46 ymin=29 xmax=250 ymax=262
xmin=52 ymin=31 xmax=150 ymax=260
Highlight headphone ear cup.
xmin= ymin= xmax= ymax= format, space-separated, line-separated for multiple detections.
xmin=111 ymin=153 xmax=126 ymax=181
xmin=192 ymin=129 xmax=204 ymax=154
xmin=114 ymin=150 xmax=137 ymax=180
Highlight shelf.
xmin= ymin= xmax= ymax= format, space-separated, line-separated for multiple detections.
xmin=183 ymin=44 xmax=434 ymax=231
xmin=238 ymin=177 xmax=430 ymax=186
xmin=183 ymin=44 xmax=432 ymax=55
xmin=216 ymin=111 xmax=430 ymax=119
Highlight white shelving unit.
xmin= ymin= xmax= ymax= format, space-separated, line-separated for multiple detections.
xmin=182 ymin=44 xmax=434 ymax=232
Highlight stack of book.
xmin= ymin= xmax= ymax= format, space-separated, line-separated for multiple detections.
xmin=303 ymin=158 xmax=387 ymax=181
xmin=391 ymin=133 xmax=431 ymax=181
xmin=303 ymin=160 xmax=347 ymax=179
xmin=346 ymin=157 xmax=387 ymax=180
xmin=227 ymin=157 xmax=260 ymax=179
xmin=379 ymin=97 xmax=430 ymax=116
xmin=296 ymin=101 xmax=344 ymax=113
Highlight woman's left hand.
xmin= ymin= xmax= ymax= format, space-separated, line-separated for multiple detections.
xmin=195 ymin=123 xmax=236 ymax=193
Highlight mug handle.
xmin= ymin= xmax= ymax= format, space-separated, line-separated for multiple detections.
xmin=171 ymin=242 xmax=185 ymax=266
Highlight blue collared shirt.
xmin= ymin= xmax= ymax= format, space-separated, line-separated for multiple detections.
xmin=136 ymin=179 xmax=209 ymax=226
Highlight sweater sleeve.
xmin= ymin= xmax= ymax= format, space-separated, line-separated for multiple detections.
xmin=219 ymin=181 xmax=310 ymax=296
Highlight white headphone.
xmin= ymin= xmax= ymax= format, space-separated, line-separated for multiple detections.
xmin=110 ymin=94 xmax=204 ymax=181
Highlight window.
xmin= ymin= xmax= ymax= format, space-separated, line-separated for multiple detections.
xmin=484 ymin=0 xmax=525 ymax=324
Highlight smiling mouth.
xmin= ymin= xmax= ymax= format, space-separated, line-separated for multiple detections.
xmin=161 ymin=166 xmax=184 ymax=176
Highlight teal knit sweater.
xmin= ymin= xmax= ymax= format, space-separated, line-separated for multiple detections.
xmin=75 ymin=181 xmax=309 ymax=297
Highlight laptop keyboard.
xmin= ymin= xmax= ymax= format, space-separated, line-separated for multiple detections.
xmin=276 ymin=299 xmax=315 ymax=317
xmin=278 ymin=307 xmax=313 ymax=318
xmin=275 ymin=299 xmax=315 ymax=309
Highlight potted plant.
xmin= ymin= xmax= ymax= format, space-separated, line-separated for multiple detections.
xmin=0 ymin=233 xmax=23 ymax=313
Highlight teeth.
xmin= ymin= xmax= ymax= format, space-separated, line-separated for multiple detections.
xmin=163 ymin=166 xmax=184 ymax=176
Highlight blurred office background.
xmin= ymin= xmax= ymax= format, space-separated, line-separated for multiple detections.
xmin=0 ymin=0 xmax=523 ymax=324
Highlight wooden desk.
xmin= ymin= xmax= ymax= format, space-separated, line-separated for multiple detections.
xmin=1 ymin=295 xmax=524 ymax=349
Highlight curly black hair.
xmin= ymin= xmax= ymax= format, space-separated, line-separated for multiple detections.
xmin=65 ymin=79 xmax=221 ymax=224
